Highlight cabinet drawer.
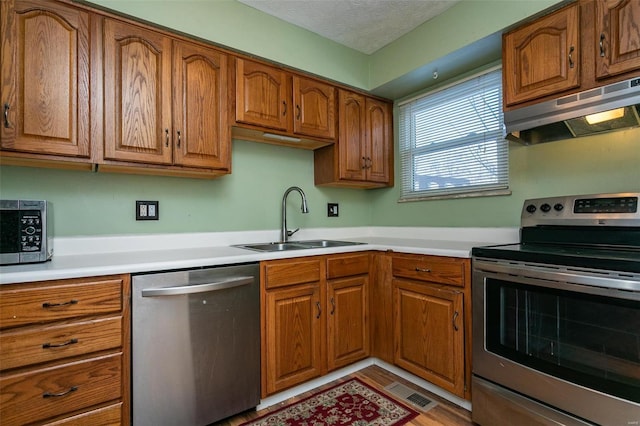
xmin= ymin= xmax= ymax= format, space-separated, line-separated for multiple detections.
xmin=44 ymin=402 xmax=122 ymax=426
xmin=0 ymin=277 xmax=124 ymax=329
xmin=327 ymin=253 xmax=369 ymax=279
xmin=0 ymin=353 xmax=122 ymax=426
xmin=392 ymin=255 xmax=466 ymax=287
xmin=263 ymin=258 xmax=321 ymax=289
xmin=0 ymin=317 xmax=122 ymax=371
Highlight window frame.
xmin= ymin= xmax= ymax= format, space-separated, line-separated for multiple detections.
xmin=398 ymin=65 xmax=510 ymax=202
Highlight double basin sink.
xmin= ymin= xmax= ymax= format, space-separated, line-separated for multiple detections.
xmin=235 ymin=239 xmax=365 ymax=252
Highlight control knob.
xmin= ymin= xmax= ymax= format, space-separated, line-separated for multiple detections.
xmin=540 ymin=203 xmax=551 ymax=213
xmin=526 ymin=204 xmax=537 ymax=213
xmin=554 ymin=203 xmax=564 ymax=211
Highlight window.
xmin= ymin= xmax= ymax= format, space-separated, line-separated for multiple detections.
xmin=398 ymin=67 xmax=508 ymax=201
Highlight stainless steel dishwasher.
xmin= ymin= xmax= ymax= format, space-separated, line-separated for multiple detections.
xmin=132 ymin=263 xmax=260 ymax=426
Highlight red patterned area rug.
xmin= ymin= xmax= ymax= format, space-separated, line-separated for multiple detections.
xmin=241 ymin=378 xmax=419 ymax=426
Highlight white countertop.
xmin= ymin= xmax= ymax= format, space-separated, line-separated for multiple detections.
xmin=0 ymin=226 xmax=518 ymax=284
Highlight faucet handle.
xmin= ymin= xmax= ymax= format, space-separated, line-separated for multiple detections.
xmin=287 ymin=228 xmax=300 ymax=237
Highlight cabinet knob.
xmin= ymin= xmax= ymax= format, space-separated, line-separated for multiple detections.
xmin=315 ymin=301 xmax=321 ymax=319
xmin=177 ymin=130 xmax=181 ymax=148
xmin=415 ymin=267 xmax=431 ymax=273
xmin=282 ymin=101 xmax=287 ymax=116
xmin=165 ymin=128 xmax=170 ymax=147
xmin=453 ymin=311 xmax=459 ymax=331
xmin=296 ymin=104 xmax=301 ymax=120
xmin=600 ymin=33 xmax=606 ymax=57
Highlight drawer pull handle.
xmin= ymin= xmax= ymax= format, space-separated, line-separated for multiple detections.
xmin=43 ymin=386 xmax=78 ymax=398
xmin=316 ymin=301 xmax=321 ymax=319
xmin=330 ymin=297 xmax=335 ymax=315
xmin=3 ymin=103 xmax=10 ymax=128
xmin=415 ymin=267 xmax=431 ymax=273
xmin=568 ymin=46 xmax=575 ymax=69
xmin=453 ymin=311 xmax=459 ymax=331
xmin=42 ymin=300 xmax=78 ymax=308
xmin=43 ymin=338 xmax=78 ymax=349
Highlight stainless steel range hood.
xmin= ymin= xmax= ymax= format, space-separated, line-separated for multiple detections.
xmin=505 ymin=76 xmax=640 ymax=145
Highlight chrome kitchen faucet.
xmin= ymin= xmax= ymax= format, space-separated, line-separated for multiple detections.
xmin=281 ymin=186 xmax=309 ymax=242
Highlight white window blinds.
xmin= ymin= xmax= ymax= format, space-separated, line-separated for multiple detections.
xmin=398 ymin=67 xmax=508 ymax=201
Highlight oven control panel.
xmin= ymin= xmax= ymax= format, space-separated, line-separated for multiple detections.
xmin=521 ymin=192 xmax=640 ymax=227
xmin=574 ymin=196 xmax=638 ymax=214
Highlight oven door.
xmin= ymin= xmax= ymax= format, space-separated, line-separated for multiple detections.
xmin=472 ymin=258 xmax=640 ymax=426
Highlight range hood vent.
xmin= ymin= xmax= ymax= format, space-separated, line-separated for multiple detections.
xmin=505 ymin=77 xmax=640 ymax=145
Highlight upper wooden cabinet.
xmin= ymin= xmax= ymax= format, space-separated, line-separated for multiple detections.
xmin=595 ymin=0 xmax=640 ymax=79
xmin=234 ymin=58 xmax=336 ymax=143
xmin=235 ymin=59 xmax=289 ymax=132
xmin=314 ymin=90 xmax=393 ymax=188
xmin=503 ymin=0 xmax=640 ymax=108
xmin=503 ymin=3 xmax=580 ymax=106
xmin=103 ymin=18 xmax=173 ymax=165
xmin=102 ymin=18 xmax=230 ymax=172
xmin=0 ymin=0 xmax=91 ymax=160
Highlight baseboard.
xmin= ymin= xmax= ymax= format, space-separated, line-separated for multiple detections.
xmin=256 ymin=358 xmax=472 ymax=412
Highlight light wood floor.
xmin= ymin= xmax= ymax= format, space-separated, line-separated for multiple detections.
xmin=216 ymin=365 xmax=474 ymax=425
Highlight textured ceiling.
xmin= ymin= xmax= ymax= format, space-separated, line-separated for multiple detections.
xmin=237 ymin=0 xmax=460 ymax=54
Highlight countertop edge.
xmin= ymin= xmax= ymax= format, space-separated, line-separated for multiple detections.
xmin=0 ymin=227 xmax=519 ymax=284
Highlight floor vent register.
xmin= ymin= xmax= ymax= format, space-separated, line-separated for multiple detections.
xmin=384 ymin=382 xmax=439 ymax=412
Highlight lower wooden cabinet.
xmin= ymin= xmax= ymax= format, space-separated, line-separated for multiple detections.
xmin=327 ymin=253 xmax=369 ymax=371
xmin=393 ymin=278 xmax=464 ymax=396
xmin=0 ymin=275 xmax=130 ymax=425
xmin=390 ymin=253 xmax=471 ymax=400
xmin=261 ymin=253 xmax=370 ymax=396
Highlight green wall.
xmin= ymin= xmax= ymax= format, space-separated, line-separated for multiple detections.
xmin=1 ymin=0 xmax=638 ymax=237
xmin=369 ymin=128 xmax=640 ymax=228
xmin=0 ymin=141 xmax=370 ymax=236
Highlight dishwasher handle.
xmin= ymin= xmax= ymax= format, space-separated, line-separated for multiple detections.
xmin=141 ymin=276 xmax=254 ymax=297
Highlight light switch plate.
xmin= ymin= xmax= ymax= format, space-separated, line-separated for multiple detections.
xmin=136 ymin=201 xmax=159 ymax=220
xmin=327 ymin=203 xmax=339 ymax=217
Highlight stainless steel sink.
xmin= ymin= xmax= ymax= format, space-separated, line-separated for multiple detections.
xmin=234 ymin=240 xmax=364 ymax=252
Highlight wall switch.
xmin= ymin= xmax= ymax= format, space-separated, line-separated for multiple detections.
xmin=327 ymin=203 xmax=339 ymax=217
xmin=136 ymin=201 xmax=159 ymax=220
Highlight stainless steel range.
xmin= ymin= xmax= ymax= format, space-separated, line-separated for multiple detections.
xmin=471 ymin=192 xmax=640 ymax=426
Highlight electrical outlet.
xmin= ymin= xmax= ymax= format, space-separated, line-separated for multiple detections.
xmin=136 ymin=201 xmax=159 ymax=220
xmin=327 ymin=203 xmax=339 ymax=217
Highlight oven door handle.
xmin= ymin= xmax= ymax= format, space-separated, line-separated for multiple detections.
xmin=475 ymin=260 xmax=640 ymax=300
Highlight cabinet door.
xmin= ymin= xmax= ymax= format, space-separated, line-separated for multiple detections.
xmin=235 ymin=59 xmax=289 ymax=132
xmin=337 ymin=90 xmax=367 ymax=181
xmin=503 ymin=3 xmax=580 ymax=106
xmin=365 ymin=98 xmax=392 ymax=184
xmin=173 ymin=41 xmax=229 ymax=169
xmin=103 ymin=18 xmax=173 ymax=164
xmin=1 ymin=0 xmax=90 ymax=158
xmin=595 ymin=0 xmax=640 ymax=79
xmin=393 ymin=279 xmax=464 ymax=397
xmin=327 ymin=275 xmax=369 ymax=371
xmin=264 ymin=283 xmax=323 ymax=395
xmin=292 ymin=76 xmax=336 ymax=139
